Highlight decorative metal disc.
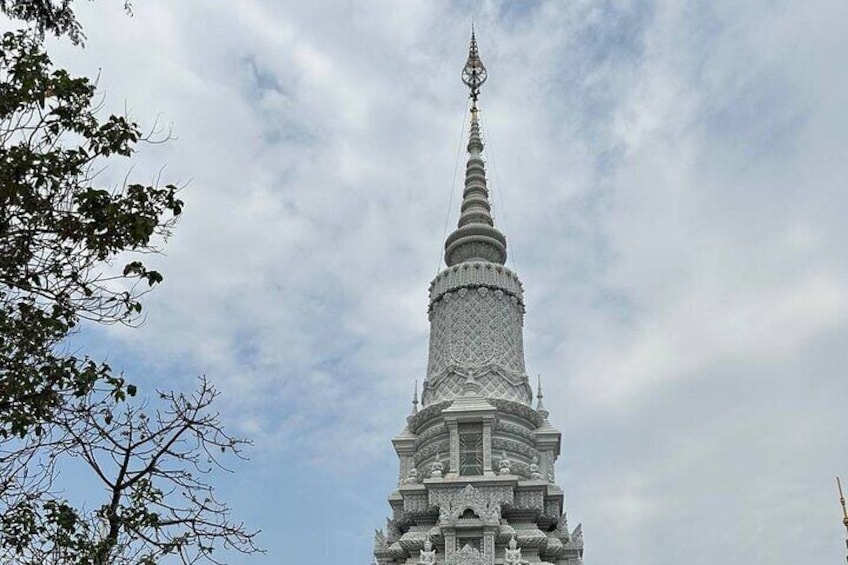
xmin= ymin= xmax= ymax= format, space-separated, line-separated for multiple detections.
xmin=462 ymin=32 xmax=487 ymax=100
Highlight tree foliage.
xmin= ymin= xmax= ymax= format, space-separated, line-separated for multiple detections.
xmin=0 ymin=0 xmax=133 ymax=45
xmin=0 ymin=29 xmax=181 ymax=439
xmin=0 ymin=9 xmax=262 ymax=563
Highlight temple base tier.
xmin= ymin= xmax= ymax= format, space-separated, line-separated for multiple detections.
xmin=373 ymin=396 xmax=584 ymax=565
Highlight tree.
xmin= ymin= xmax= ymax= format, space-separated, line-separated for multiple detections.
xmin=2 ymin=377 xmax=260 ymax=564
xmin=0 ymin=9 xmax=262 ymax=564
xmin=0 ymin=0 xmax=133 ymax=45
xmin=0 ymin=29 xmax=181 ymax=439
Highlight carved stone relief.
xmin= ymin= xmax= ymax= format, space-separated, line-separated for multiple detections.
xmin=428 ymin=261 xmax=524 ymax=310
xmin=449 ymin=543 xmax=486 ymax=565
xmin=489 ymin=399 xmax=544 ymax=427
xmin=544 ymin=499 xmax=561 ymax=520
xmin=423 ymin=364 xmax=532 ymax=405
xmin=413 ymin=440 xmax=450 ymax=466
xmin=425 ymin=285 xmax=527 ymax=401
xmin=491 ymin=437 xmax=536 ymax=460
xmin=416 ymin=422 xmax=448 ymax=443
xmin=429 ymin=484 xmax=514 ymax=526
xmin=483 ymin=531 xmax=495 ymax=563
xmin=403 ymin=493 xmax=431 ymax=514
xmin=408 ymin=401 xmax=451 ymax=433
xmin=449 ymin=422 xmax=460 ymax=475
xmin=495 ymin=419 xmax=536 ymax=441
xmin=510 ymin=490 xmax=545 ymax=512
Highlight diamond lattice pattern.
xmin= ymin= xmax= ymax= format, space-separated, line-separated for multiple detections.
xmin=427 ymin=287 xmax=525 ymax=377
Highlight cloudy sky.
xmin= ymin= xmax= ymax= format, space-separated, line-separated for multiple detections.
xmin=31 ymin=0 xmax=848 ymax=563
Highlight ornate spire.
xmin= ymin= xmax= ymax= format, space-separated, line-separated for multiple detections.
xmin=376 ymin=34 xmax=582 ymax=565
xmin=412 ymin=380 xmax=419 ymax=414
xmin=461 ymin=27 xmax=487 ymax=104
xmin=536 ymin=375 xmax=549 ymax=418
xmin=444 ymin=31 xmax=507 ymax=268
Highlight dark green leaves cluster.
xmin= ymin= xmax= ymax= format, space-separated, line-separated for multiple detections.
xmin=0 ymin=0 xmax=133 ymax=45
xmin=1 ymin=499 xmax=96 ymax=561
xmin=0 ymin=29 xmax=182 ymax=439
xmin=0 ymin=0 xmax=85 ymax=44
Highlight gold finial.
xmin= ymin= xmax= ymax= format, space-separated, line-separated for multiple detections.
xmin=838 ymin=476 xmax=848 ymax=527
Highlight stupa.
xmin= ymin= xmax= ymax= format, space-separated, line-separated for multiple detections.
xmin=372 ymin=31 xmax=585 ymax=565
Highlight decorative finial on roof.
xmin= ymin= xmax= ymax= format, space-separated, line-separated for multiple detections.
xmin=536 ymin=375 xmax=549 ymax=418
xmin=443 ymin=30 xmax=508 ymax=267
xmin=462 ymin=25 xmax=487 ymax=104
xmin=412 ymin=380 xmax=419 ymax=414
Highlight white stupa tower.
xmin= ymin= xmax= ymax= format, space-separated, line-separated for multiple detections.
xmin=372 ymin=32 xmax=585 ymax=565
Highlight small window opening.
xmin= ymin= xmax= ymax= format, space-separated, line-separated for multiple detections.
xmin=459 ymin=423 xmax=483 ymax=476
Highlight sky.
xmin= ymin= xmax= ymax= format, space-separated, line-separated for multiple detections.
xmin=19 ymin=0 xmax=848 ymax=563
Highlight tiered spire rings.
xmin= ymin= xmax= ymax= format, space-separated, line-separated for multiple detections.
xmin=443 ymin=31 xmax=508 ymax=267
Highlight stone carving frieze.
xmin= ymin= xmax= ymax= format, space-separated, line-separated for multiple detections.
xmin=399 ymin=529 xmax=432 ymax=554
xmin=413 ymin=440 xmax=449 ymax=466
xmin=495 ymin=419 xmax=536 ymax=441
xmin=497 ymin=522 xmax=516 ymax=544
xmin=510 ymin=460 xmax=530 ymax=479
xmin=423 ymin=363 xmax=532 ymax=405
xmin=485 ymin=540 xmax=495 ymax=563
xmin=428 ymin=260 xmax=524 ymax=309
xmin=445 ymin=240 xmax=505 ymax=269
xmin=429 ymin=484 xmax=513 ymax=526
xmin=416 ymin=422 xmax=448 ymax=444
xmin=449 ymin=428 xmax=460 ymax=472
xmin=544 ymin=499 xmax=561 ymax=520
xmin=403 ymin=493 xmax=432 ymax=514
xmin=541 ymin=535 xmax=566 ymax=559
xmin=449 ymin=543 xmax=486 ymax=565
xmin=510 ymin=490 xmax=545 ymax=512
xmin=408 ymin=401 xmax=451 ymax=433
xmin=392 ymin=509 xmax=414 ymax=529
xmin=552 ymin=512 xmax=569 ymax=540
xmin=427 ymin=363 xmax=529 ymax=390
xmin=513 ymin=525 xmax=548 ymax=548
xmin=489 ymin=399 xmax=544 ymax=427
xmin=386 ymin=518 xmax=402 ymax=544
xmin=492 ymin=437 xmax=536 ymax=460
xmin=538 ymin=503 xmax=561 ymax=531
xmin=387 ymin=541 xmax=406 ymax=560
